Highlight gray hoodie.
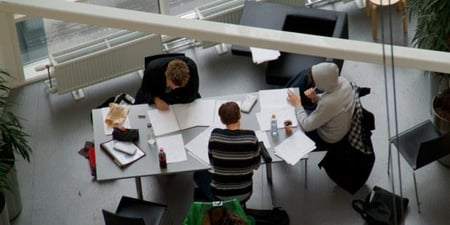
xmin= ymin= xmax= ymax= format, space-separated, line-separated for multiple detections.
xmin=294 ymin=63 xmax=355 ymax=143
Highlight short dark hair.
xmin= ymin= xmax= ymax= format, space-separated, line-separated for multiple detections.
xmin=218 ymin=102 xmax=241 ymax=125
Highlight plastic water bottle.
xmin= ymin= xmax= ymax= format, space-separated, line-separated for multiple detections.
xmin=271 ymin=114 xmax=278 ymax=136
xmin=159 ymin=147 xmax=167 ymax=169
xmin=147 ymin=123 xmax=156 ymax=146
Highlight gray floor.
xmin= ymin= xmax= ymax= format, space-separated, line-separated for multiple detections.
xmin=7 ymin=2 xmax=450 ymax=225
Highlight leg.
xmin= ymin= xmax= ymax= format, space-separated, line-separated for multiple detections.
xmin=135 ymin=177 xmax=143 ymax=200
xmin=193 ymin=170 xmax=213 ymax=201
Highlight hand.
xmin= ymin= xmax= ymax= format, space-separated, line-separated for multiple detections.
xmin=287 ymin=89 xmax=301 ymax=108
xmin=304 ymin=88 xmax=317 ymax=100
xmin=154 ymin=97 xmax=169 ymax=111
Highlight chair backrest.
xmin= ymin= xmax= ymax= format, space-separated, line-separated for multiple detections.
xmin=416 ymin=130 xmax=450 ymax=169
xmin=116 ymin=196 xmax=167 ymax=225
xmin=144 ymin=53 xmax=185 ymax=69
xmin=102 ymin=209 xmax=145 ymax=225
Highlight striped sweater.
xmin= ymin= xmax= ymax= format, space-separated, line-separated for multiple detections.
xmin=208 ymin=128 xmax=261 ymax=203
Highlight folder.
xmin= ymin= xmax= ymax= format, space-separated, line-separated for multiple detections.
xmin=100 ymin=140 xmax=145 ymax=168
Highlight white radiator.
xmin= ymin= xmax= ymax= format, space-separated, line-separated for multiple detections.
xmin=195 ymin=0 xmax=245 ymax=49
xmin=262 ymin=0 xmax=306 ymax=7
xmin=49 ymin=31 xmax=163 ymax=95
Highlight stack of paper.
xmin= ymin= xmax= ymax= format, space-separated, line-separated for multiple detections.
xmin=274 ymin=130 xmax=316 ymax=165
xmin=250 ymin=47 xmax=280 ymax=64
xmin=156 ymin=134 xmax=187 ymax=163
xmin=256 ymin=88 xmax=298 ymax=131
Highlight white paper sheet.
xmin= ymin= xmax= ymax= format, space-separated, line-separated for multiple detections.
xmin=185 ymin=127 xmax=213 ymax=165
xmin=156 ymin=134 xmax=187 ymax=163
xmin=256 ymin=108 xmax=298 ymax=131
xmin=147 ymin=108 xmax=180 ymax=136
xmin=258 ymin=88 xmax=296 ymax=112
xmin=274 ymin=130 xmax=315 ymax=165
xmin=101 ymin=107 xmax=131 ymax=135
xmin=173 ymin=100 xmax=216 ymax=130
xmin=250 ymin=47 xmax=280 ymax=64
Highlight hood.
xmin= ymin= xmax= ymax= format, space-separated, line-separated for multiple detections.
xmin=311 ymin=63 xmax=339 ymax=92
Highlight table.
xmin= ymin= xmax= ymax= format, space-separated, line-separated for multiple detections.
xmin=92 ymin=92 xmax=308 ymax=199
xmin=92 ymin=104 xmax=211 ymax=199
xmin=366 ymin=0 xmax=407 ymax=40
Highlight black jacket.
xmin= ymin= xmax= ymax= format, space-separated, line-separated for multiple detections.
xmin=137 ymin=56 xmax=200 ymax=105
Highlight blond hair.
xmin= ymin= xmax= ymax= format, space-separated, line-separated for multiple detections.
xmin=166 ymin=59 xmax=190 ymax=87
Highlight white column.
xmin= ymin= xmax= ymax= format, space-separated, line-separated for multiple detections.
xmin=0 ymin=13 xmax=24 ymax=88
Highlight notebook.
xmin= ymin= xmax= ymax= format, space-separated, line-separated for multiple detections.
xmin=100 ymin=140 xmax=145 ymax=168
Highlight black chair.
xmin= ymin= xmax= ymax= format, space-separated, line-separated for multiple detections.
xmin=389 ymin=120 xmax=450 ymax=213
xmin=144 ymin=53 xmax=185 ymax=69
xmin=135 ymin=53 xmax=187 ymax=104
xmin=102 ymin=196 xmax=168 ymax=225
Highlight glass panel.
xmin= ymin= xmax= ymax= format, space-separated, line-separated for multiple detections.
xmin=16 ymin=17 xmax=48 ymax=65
xmin=45 ymin=0 xmax=160 ymax=55
xmin=18 ymin=0 xmax=159 ymax=80
xmin=168 ymin=0 xmax=211 ymax=16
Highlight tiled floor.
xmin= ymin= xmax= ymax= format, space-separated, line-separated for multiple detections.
xmin=7 ymin=1 xmax=450 ymax=225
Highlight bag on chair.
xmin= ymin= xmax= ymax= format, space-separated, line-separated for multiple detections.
xmin=352 ymin=186 xmax=409 ymax=225
xmin=96 ymin=93 xmax=135 ymax=109
xmin=244 ymin=207 xmax=289 ymax=225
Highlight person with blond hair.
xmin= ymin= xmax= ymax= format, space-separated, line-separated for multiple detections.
xmin=134 ymin=56 xmax=200 ymax=110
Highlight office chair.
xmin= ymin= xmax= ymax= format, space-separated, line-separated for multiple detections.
xmin=144 ymin=53 xmax=185 ymax=69
xmin=102 ymin=196 xmax=168 ymax=225
xmin=389 ymin=120 xmax=450 ymax=213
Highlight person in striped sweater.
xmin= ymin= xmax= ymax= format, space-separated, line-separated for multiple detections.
xmin=194 ymin=101 xmax=260 ymax=204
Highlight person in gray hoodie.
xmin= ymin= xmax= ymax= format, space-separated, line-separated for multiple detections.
xmin=287 ymin=62 xmax=355 ymax=150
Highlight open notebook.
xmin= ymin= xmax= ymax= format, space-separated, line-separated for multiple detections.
xmin=147 ymin=99 xmax=242 ymax=136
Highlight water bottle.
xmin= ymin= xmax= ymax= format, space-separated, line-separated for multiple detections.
xmin=147 ymin=123 xmax=156 ymax=146
xmin=271 ymin=114 xmax=278 ymax=136
xmin=159 ymin=147 xmax=167 ymax=169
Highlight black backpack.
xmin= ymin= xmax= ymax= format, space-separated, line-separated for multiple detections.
xmin=96 ymin=93 xmax=135 ymax=108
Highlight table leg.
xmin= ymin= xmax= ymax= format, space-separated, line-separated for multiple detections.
xmin=135 ymin=177 xmax=143 ymax=200
xmin=365 ymin=0 xmax=370 ymax=16
xmin=371 ymin=4 xmax=377 ymax=39
xmin=265 ymin=162 xmax=273 ymax=184
xmin=401 ymin=0 xmax=408 ymax=33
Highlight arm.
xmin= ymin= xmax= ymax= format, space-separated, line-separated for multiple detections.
xmin=141 ymin=58 xmax=168 ymax=103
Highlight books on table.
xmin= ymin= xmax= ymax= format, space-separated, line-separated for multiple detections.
xmin=256 ymin=88 xmax=299 ymax=131
xmin=100 ymin=140 xmax=145 ymax=168
xmin=274 ymin=130 xmax=316 ymax=165
xmin=147 ymin=99 xmax=243 ymax=136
